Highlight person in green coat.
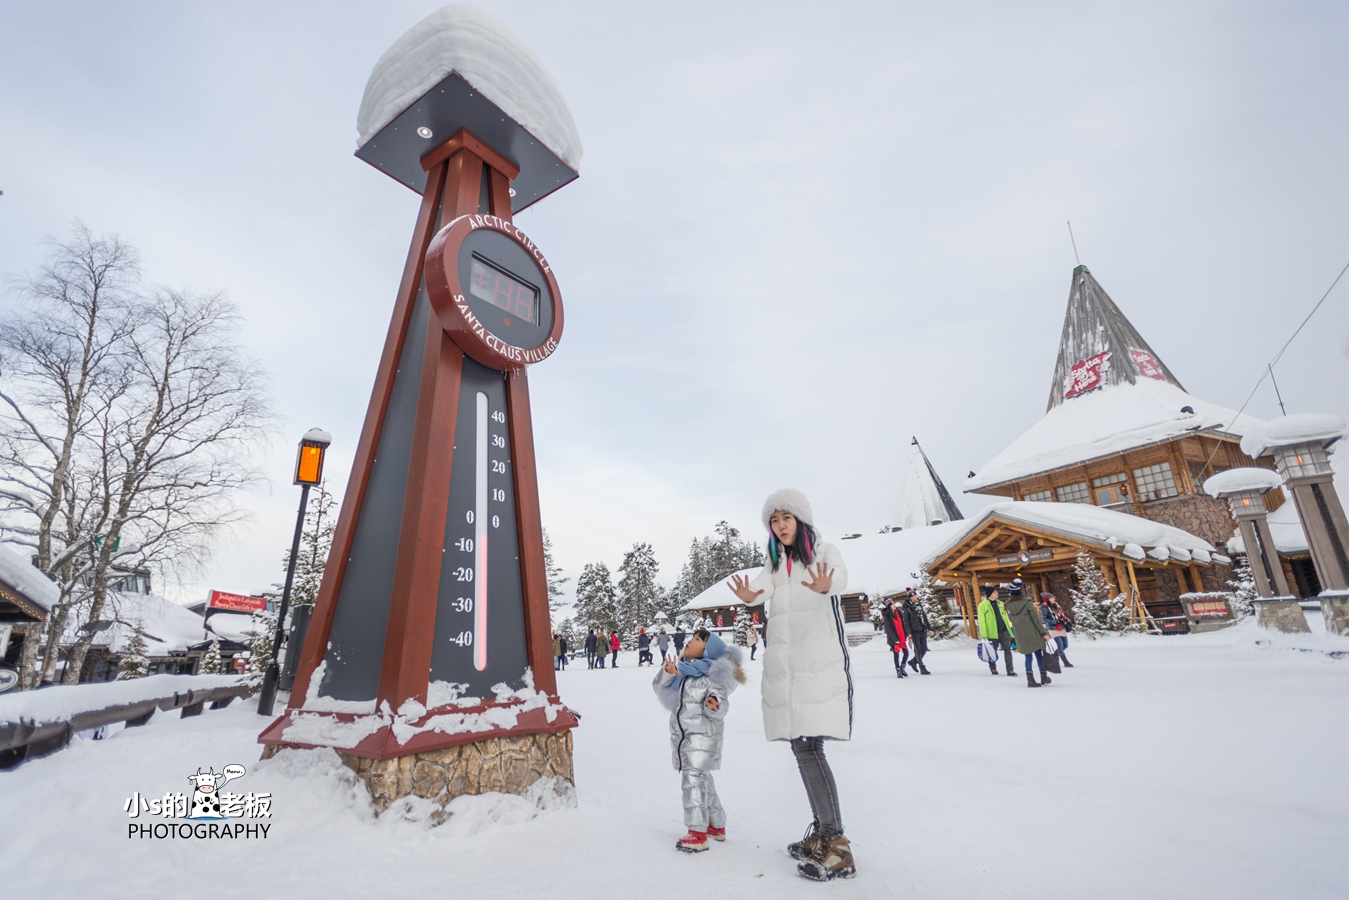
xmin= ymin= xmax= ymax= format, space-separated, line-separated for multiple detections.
xmin=976 ymin=585 xmax=1016 ymax=677
xmin=1004 ymin=580 xmax=1051 ymax=688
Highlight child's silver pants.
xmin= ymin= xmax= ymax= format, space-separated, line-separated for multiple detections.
xmin=681 ymin=769 xmax=726 ymax=830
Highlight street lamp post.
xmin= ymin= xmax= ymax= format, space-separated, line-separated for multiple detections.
xmin=257 ymin=427 xmax=332 ymax=716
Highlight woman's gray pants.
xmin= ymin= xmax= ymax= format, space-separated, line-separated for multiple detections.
xmin=681 ymin=769 xmax=726 ymax=830
xmin=791 ymin=736 xmax=843 ymax=837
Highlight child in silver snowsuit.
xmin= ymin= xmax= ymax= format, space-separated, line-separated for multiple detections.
xmin=653 ymin=629 xmax=746 ymax=852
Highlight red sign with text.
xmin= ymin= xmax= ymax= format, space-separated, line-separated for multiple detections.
xmin=208 ymin=590 xmax=266 ymax=613
xmin=1063 ymin=351 xmax=1111 ymax=399
xmin=1129 ymin=348 xmax=1166 ymax=381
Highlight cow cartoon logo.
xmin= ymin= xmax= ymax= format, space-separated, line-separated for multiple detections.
xmin=187 ymin=764 xmax=246 ymax=820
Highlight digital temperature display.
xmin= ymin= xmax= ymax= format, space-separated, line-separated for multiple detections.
xmin=469 ymin=256 xmax=538 ymax=326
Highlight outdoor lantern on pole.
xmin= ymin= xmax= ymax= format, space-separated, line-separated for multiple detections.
xmin=258 ymin=427 xmax=333 ymax=716
xmin=1203 ymin=468 xmax=1292 ymax=600
xmin=1240 ymin=413 xmax=1349 ymax=634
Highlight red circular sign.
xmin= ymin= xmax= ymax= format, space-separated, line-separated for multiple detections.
xmin=424 ymin=214 xmax=564 ymax=371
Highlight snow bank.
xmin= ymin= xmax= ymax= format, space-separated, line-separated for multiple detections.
xmin=1240 ymin=413 xmax=1347 ymax=458
xmin=356 ymin=4 xmax=582 ymax=169
xmin=966 ymin=378 xmax=1263 ymax=491
xmin=0 ymin=673 xmax=244 ymax=724
xmin=1203 ymin=467 xmax=1284 ymax=497
xmin=0 ymin=541 xmax=60 ymax=612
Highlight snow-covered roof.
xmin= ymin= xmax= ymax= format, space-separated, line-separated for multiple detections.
xmin=204 ymin=612 xmax=263 ymax=644
xmin=62 ymin=593 xmax=211 ymax=657
xmin=965 ymin=377 xmax=1263 ymax=492
xmin=843 ymin=522 xmax=973 ymax=595
xmin=357 ymin=5 xmax=582 ymax=167
xmin=682 ymin=567 xmax=760 ymax=611
xmin=898 ymin=438 xmax=963 ymax=529
xmin=1239 ymin=413 xmax=1347 ymax=459
xmin=921 ymin=501 xmax=1219 ymax=570
xmin=0 ymin=542 xmax=60 ymax=614
xmin=1203 ymin=467 xmax=1284 ymax=497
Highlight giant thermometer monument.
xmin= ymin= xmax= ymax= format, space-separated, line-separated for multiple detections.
xmin=260 ymin=6 xmax=581 ymax=809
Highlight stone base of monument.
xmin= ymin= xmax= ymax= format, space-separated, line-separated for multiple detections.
xmin=262 ymin=731 xmax=575 ymax=819
xmin=1253 ymin=597 xmax=1311 ymax=633
xmin=1320 ymin=591 xmax=1349 ymax=635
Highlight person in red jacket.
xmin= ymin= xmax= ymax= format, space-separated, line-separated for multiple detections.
xmin=609 ymin=630 xmax=621 ymax=668
xmin=880 ymin=599 xmax=909 ymax=678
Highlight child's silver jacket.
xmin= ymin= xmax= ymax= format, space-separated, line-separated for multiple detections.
xmin=652 ymin=646 xmax=744 ymax=771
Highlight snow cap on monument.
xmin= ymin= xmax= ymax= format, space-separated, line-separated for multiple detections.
xmin=899 ymin=437 xmax=964 ymax=529
xmin=762 ymin=488 xmax=814 ymax=529
xmin=357 ymin=4 xmax=582 ymax=168
xmin=1238 ymin=413 xmax=1347 ymax=459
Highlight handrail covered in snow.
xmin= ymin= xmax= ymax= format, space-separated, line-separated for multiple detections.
xmin=0 ymin=676 xmax=250 ymax=768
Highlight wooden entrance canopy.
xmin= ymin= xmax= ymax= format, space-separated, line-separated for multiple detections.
xmin=921 ymin=502 xmax=1228 ymax=636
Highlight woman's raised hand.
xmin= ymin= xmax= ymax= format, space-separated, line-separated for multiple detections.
xmin=729 ymin=573 xmax=764 ymax=605
xmin=802 ymin=562 xmax=835 ymax=595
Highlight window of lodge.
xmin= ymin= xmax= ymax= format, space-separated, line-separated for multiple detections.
xmin=1055 ymin=482 xmax=1091 ymax=504
xmin=1133 ymin=462 xmax=1179 ymax=501
xmin=1024 ymin=489 xmax=1054 ymax=502
xmin=1092 ymin=472 xmax=1130 ymax=505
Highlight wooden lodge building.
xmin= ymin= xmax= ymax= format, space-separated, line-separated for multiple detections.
xmin=934 ymin=265 xmax=1291 ymax=632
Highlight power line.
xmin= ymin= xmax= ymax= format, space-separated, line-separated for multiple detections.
xmin=1202 ymin=256 xmax=1349 ymax=472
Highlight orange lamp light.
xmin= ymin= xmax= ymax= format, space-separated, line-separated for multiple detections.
xmin=293 ymin=427 xmax=332 ymax=486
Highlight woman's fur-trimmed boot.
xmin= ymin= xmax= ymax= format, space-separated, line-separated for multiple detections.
xmin=798 ymin=834 xmax=856 ymax=881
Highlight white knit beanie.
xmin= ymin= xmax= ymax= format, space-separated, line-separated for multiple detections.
xmin=761 ymin=488 xmax=814 ymax=529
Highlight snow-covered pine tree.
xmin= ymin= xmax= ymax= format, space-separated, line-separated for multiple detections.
xmin=733 ymin=612 xmax=750 ymax=646
xmin=543 ymin=528 xmax=570 ymax=615
xmin=914 ymin=572 xmax=956 ymax=639
xmin=1069 ymin=548 xmax=1112 ymax=637
xmin=1226 ymin=556 xmax=1257 ymax=618
xmin=574 ymin=562 xmax=619 ymax=632
xmin=618 ymin=542 xmax=661 ymax=636
xmin=200 ymin=639 xmax=222 ymax=674
xmin=118 ymin=624 xmax=149 ymax=679
xmin=283 ymin=480 xmax=336 ymax=607
xmin=241 ymin=610 xmax=277 ymax=692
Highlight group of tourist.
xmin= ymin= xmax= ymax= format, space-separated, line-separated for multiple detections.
xmin=879 ymin=591 xmax=933 ymax=677
xmin=976 ymin=580 xmax=1075 ymax=687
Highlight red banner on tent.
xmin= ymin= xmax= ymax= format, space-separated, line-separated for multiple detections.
xmin=208 ymin=590 xmax=266 ymax=613
xmin=1063 ymin=351 xmax=1111 ymax=399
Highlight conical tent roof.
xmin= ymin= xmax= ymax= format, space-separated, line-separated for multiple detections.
xmin=898 ymin=438 xmax=964 ymax=529
xmin=965 ymin=265 xmax=1263 ymax=495
xmin=1046 ymin=266 xmax=1185 ymax=411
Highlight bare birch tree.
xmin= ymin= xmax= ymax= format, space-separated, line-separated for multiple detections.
xmin=0 ymin=226 xmax=273 ymax=686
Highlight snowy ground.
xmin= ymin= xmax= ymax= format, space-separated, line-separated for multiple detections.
xmin=4 ymin=620 xmax=1348 ymax=899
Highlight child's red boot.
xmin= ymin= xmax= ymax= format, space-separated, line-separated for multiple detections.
xmin=676 ymin=830 xmax=709 ymax=852
xmin=706 ymin=826 xmax=726 ymax=842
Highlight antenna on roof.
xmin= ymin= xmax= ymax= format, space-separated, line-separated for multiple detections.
xmin=1067 ymin=221 xmax=1081 ymax=266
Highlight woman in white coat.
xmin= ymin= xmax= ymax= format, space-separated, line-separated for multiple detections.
xmin=730 ymin=488 xmax=855 ymax=882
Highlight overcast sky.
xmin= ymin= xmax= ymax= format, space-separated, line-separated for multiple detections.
xmin=2 ymin=1 xmax=1347 ymax=607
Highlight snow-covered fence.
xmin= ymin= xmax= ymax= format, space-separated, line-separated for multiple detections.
xmin=0 ymin=674 xmax=249 ymax=768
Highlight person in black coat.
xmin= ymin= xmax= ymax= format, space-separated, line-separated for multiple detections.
xmin=881 ymin=600 xmax=909 ymax=678
xmin=899 ymin=591 xmax=931 ymax=675
xmin=584 ymin=628 xmax=598 ymax=669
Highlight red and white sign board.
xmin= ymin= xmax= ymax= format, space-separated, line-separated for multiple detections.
xmin=1129 ymin=348 xmax=1167 ymax=381
xmin=208 ymin=590 xmax=266 ymax=613
xmin=1063 ymin=351 xmax=1111 ymax=399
